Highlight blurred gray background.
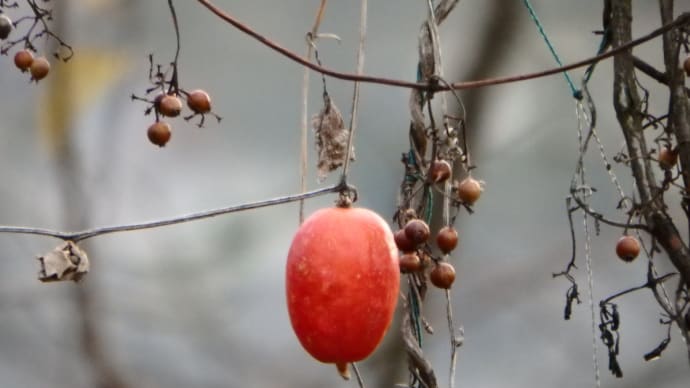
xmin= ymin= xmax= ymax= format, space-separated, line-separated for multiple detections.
xmin=0 ymin=0 xmax=689 ymax=387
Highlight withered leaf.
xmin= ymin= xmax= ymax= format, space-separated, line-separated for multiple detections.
xmin=312 ymin=96 xmax=354 ymax=182
xmin=37 ymin=241 xmax=89 ymax=283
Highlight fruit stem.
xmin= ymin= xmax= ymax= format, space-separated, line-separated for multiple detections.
xmin=336 ymin=362 xmax=350 ymax=380
xmin=335 ymin=178 xmax=357 ymax=208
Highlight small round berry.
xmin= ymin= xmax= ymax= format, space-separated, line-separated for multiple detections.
xmin=615 ymin=235 xmax=640 ymax=262
xmin=430 ymin=262 xmax=456 ymax=289
xmin=147 ymin=121 xmax=172 ymax=147
xmin=394 ymin=229 xmax=416 ymax=252
xmin=436 ymin=226 xmax=458 ymax=254
xmin=14 ymin=49 xmax=33 ymax=72
xmin=684 ymin=56 xmax=690 ymax=77
xmin=29 ymin=57 xmax=50 ymax=81
xmin=0 ymin=14 xmax=12 ymax=40
xmin=158 ymin=94 xmax=183 ymax=117
xmin=658 ymin=146 xmax=677 ymax=170
xmin=429 ymin=159 xmax=452 ymax=183
xmin=457 ymin=177 xmax=482 ymax=205
xmin=404 ymin=219 xmax=430 ymax=245
xmin=187 ymin=89 xmax=212 ymax=114
xmin=399 ymin=252 xmax=422 ymax=273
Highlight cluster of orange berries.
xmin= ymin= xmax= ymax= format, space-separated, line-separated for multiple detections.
xmin=428 ymin=159 xmax=483 ymax=205
xmin=395 ymin=217 xmax=458 ymax=289
xmin=2 ymin=14 xmax=50 ymax=82
xmin=12 ymin=49 xmax=50 ymax=81
xmin=146 ymin=90 xmax=212 ymax=147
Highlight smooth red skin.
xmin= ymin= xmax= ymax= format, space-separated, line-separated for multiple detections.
xmin=286 ymin=207 xmax=400 ymax=364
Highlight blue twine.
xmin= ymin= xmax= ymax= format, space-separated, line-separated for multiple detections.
xmin=522 ymin=0 xmax=580 ymax=99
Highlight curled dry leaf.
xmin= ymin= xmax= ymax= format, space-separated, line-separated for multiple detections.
xmin=37 ymin=241 xmax=89 ymax=282
xmin=312 ymin=96 xmax=354 ymax=182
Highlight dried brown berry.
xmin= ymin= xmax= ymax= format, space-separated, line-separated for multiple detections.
xmin=399 ymin=252 xmax=422 ymax=273
xmin=404 ymin=219 xmax=430 ymax=245
xmin=615 ymin=235 xmax=640 ymax=263
xmin=429 ymin=159 xmax=452 ymax=183
xmin=430 ymin=262 xmax=456 ymax=289
xmin=684 ymin=56 xmax=690 ymax=77
xmin=158 ymin=94 xmax=182 ymax=117
xmin=658 ymin=146 xmax=677 ymax=170
xmin=436 ymin=226 xmax=458 ymax=254
xmin=29 ymin=57 xmax=50 ymax=81
xmin=457 ymin=177 xmax=482 ymax=205
xmin=147 ymin=121 xmax=172 ymax=147
xmin=187 ymin=89 xmax=212 ymax=114
xmin=0 ymin=14 xmax=12 ymax=40
xmin=14 ymin=49 xmax=33 ymax=72
xmin=394 ymin=229 xmax=416 ymax=252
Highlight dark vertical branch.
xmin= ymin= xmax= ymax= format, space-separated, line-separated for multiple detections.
xmin=610 ymin=0 xmax=690 ymax=287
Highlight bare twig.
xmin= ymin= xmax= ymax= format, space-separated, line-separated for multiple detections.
xmin=299 ymin=0 xmax=328 ymax=224
xmin=0 ymin=184 xmax=341 ymax=243
xmin=194 ymin=0 xmax=690 ymax=92
xmin=339 ymin=0 xmax=367 ymax=184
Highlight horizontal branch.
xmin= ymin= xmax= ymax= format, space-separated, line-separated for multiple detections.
xmin=0 ymin=184 xmax=341 ymax=243
xmin=195 ymin=0 xmax=690 ymax=92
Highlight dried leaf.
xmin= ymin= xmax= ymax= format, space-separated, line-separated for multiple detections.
xmin=312 ymin=97 xmax=354 ymax=182
xmin=37 ymin=241 xmax=89 ymax=282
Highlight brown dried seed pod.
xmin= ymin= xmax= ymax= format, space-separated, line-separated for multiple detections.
xmin=394 ymin=229 xmax=416 ymax=252
xmin=658 ymin=146 xmax=677 ymax=170
xmin=430 ymin=262 xmax=456 ymax=289
xmin=14 ymin=49 xmax=34 ymax=72
xmin=404 ymin=219 xmax=430 ymax=245
xmin=399 ymin=252 xmax=422 ymax=273
xmin=436 ymin=226 xmax=458 ymax=254
xmin=0 ymin=14 xmax=12 ymax=40
xmin=158 ymin=94 xmax=183 ymax=117
xmin=429 ymin=159 xmax=452 ymax=183
xmin=615 ymin=235 xmax=640 ymax=263
xmin=147 ymin=121 xmax=172 ymax=147
xmin=187 ymin=89 xmax=212 ymax=113
xmin=29 ymin=57 xmax=50 ymax=81
xmin=457 ymin=177 xmax=482 ymax=205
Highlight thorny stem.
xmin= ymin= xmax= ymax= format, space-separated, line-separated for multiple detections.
xmin=299 ymin=0 xmax=328 ymax=224
xmin=194 ymin=0 xmax=690 ymax=92
xmin=0 ymin=184 xmax=341 ymax=243
xmin=339 ymin=0 xmax=367 ymax=187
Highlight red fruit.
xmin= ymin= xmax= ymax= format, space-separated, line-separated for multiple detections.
xmin=187 ymin=89 xmax=212 ymax=113
xmin=399 ymin=252 xmax=422 ymax=273
xmin=436 ymin=226 xmax=458 ymax=254
xmin=147 ymin=121 xmax=171 ymax=147
xmin=158 ymin=94 xmax=182 ymax=117
xmin=286 ymin=207 xmax=400 ymax=366
xmin=658 ymin=146 xmax=677 ymax=170
xmin=404 ymin=219 xmax=430 ymax=245
xmin=394 ymin=229 xmax=416 ymax=252
xmin=457 ymin=177 xmax=482 ymax=205
xmin=29 ymin=57 xmax=50 ymax=81
xmin=430 ymin=261 xmax=456 ymax=289
xmin=616 ymin=235 xmax=640 ymax=262
xmin=14 ymin=49 xmax=33 ymax=72
xmin=429 ymin=159 xmax=452 ymax=183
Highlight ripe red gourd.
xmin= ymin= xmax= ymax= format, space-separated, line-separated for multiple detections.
xmin=286 ymin=207 xmax=400 ymax=376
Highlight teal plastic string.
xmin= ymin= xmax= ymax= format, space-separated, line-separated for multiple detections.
xmin=522 ymin=0 xmax=580 ymax=99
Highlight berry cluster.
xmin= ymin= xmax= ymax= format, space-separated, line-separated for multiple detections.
xmin=1 ymin=2 xmax=71 ymax=83
xmin=133 ymin=56 xmax=220 ymax=148
xmin=394 ymin=215 xmax=458 ymax=289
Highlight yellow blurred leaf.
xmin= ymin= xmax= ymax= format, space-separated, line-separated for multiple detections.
xmin=38 ymin=49 xmax=129 ymax=151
